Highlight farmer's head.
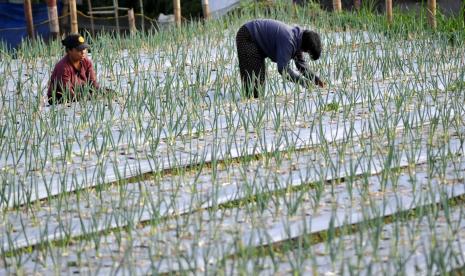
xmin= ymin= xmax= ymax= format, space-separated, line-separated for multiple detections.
xmin=62 ymin=34 xmax=89 ymax=62
xmin=301 ymin=30 xmax=321 ymax=60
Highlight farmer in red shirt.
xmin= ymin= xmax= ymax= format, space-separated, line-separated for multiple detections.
xmin=48 ymin=34 xmax=100 ymax=104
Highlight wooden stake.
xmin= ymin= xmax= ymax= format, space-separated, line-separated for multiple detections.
xmin=128 ymin=8 xmax=136 ymax=34
xmin=333 ymin=0 xmax=342 ymax=12
xmin=113 ymin=0 xmax=120 ymax=33
xmin=427 ymin=0 xmax=437 ymax=30
xmin=24 ymin=0 xmax=35 ymax=39
xmin=354 ymin=0 xmax=361 ymax=10
xmin=69 ymin=0 xmax=78 ymax=33
xmin=292 ymin=1 xmax=298 ymax=18
xmin=386 ymin=0 xmax=393 ymax=26
xmin=202 ymin=0 xmax=210 ymax=19
xmin=139 ymin=0 xmax=145 ymax=33
xmin=61 ymin=0 xmax=69 ymax=29
xmin=173 ymin=0 xmax=181 ymax=26
xmin=87 ymin=0 xmax=95 ymax=35
xmin=47 ymin=0 xmax=60 ymax=38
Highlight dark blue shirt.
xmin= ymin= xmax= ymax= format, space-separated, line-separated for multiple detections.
xmin=245 ymin=19 xmax=307 ymax=74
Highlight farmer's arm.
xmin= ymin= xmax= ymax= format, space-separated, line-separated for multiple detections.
xmin=294 ymin=52 xmax=325 ymax=87
xmin=85 ymin=59 xmax=116 ymax=95
xmin=85 ymin=59 xmax=100 ymax=90
xmin=55 ymin=68 xmax=75 ymax=99
xmin=276 ymin=44 xmax=309 ymax=87
xmin=278 ymin=62 xmax=308 ymax=87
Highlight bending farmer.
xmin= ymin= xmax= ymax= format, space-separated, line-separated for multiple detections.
xmin=236 ymin=19 xmax=325 ymax=98
xmin=48 ymin=34 xmax=102 ymax=104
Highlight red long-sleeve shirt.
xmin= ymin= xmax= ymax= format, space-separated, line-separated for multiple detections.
xmin=47 ymin=55 xmax=99 ymax=103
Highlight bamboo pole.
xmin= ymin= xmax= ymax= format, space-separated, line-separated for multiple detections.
xmin=61 ymin=0 xmax=69 ymax=30
xmin=139 ymin=0 xmax=144 ymax=33
xmin=386 ymin=0 xmax=393 ymax=26
xmin=128 ymin=8 xmax=136 ymax=34
xmin=354 ymin=0 xmax=361 ymax=10
xmin=202 ymin=0 xmax=210 ymax=19
xmin=292 ymin=1 xmax=298 ymax=18
xmin=24 ymin=0 xmax=35 ymax=39
xmin=333 ymin=0 xmax=342 ymax=12
xmin=87 ymin=0 xmax=95 ymax=35
xmin=47 ymin=0 xmax=60 ymax=38
xmin=69 ymin=0 xmax=78 ymax=33
xmin=113 ymin=0 xmax=120 ymax=33
xmin=427 ymin=0 xmax=437 ymax=30
xmin=173 ymin=0 xmax=181 ymax=26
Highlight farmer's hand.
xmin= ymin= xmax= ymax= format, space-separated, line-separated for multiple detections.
xmin=104 ymin=87 xmax=115 ymax=94
xmin=316 ymin=79 xmax=326 ymax=88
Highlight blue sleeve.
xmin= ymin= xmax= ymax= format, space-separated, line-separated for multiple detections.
xmin=294 ymin=51 xmax=309 ymax=73
xmin=294 ymin=51 xmax=321 ymax=83
xmin=276 ymin=43 xmax=294 ymax=74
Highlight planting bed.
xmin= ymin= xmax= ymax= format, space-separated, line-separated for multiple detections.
xmin=1 ymin=5 xmax=465 ymax=274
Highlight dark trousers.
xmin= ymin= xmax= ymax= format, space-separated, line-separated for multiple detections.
xmin=236 ymin=25 xmax=266 ymax=98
